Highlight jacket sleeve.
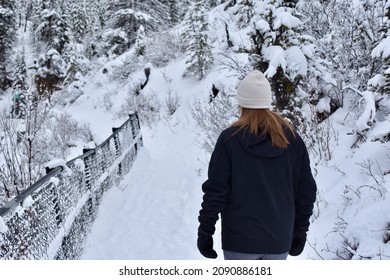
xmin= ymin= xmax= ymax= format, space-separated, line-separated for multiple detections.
xmin=198 ymin=133 xmax=231 ymax=236
xmin=294 ymin=145 xmax=317 ymax=232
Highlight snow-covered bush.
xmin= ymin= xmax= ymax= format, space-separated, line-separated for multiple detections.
xmin=0 ymin=103 xmax=50 ymax=203
xmin=62 ymin=44 xmax=92 ymax=83
xmin=298 ymin=0 xmax=386 ymax=103
xmin=133 ymin=92 xmax=162 ymax=127
xmin=109 ymin=54 xmax=144 ymax=83
xmin=192 ymin=95 xmax=239 ymax=153
xmin=299 ymin=101 xmax=338 ymax=163
xmin=0 ymin=103 xmax=94 ymax=206
xmin=99 ymin=28 xmax=129 ymax=57
xmin=165 ymin=89 xmax=180 ymax=117
xmin=144 ymin=31 xmax=185 ymax=68
xmin=117 ymin=83 xmax=162 ymax=127
xmin=304 ymin=87 xmax=390 ymax=259
xmin=44 ymin=111 xmax=94 ymax=159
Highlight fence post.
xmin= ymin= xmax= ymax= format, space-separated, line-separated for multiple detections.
xmin=134 ymin=112 xmax=143 ymax=148
xmin=112 ymin=127 xmax=120 ymax=155
xmin=45 ymin=167 xmax=62 ymax=227
xmin=82 ymin=148 xmax=94 ymax=190
xmin=112 ymin=127 xmax=122 ymax=176
xmin=129 ymin=114 xmax=137 ymax=140
xmin=129 ymin=112 xmax=143 ymax=151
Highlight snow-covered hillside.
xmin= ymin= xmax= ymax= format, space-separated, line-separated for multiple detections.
xmin=307 ymin=97 xmax=390 ymax=260
xmin=48 ymin=50 xmax=389 ymax=259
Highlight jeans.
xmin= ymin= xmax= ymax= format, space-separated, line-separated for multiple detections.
xmin=223 ymin=250 xmax=288 ymax=260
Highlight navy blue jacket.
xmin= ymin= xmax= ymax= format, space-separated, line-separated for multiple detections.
xmin=198 ymin=126 xmax=317 ymax=254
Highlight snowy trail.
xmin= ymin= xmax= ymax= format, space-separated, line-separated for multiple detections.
xmin=81 ymin=118 xmax=208 ymax=260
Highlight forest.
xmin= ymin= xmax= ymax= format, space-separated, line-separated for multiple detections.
xmin=0 ymin=0 xmax=389 ymax=259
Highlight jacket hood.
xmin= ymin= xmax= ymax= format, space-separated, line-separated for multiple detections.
xmin=236 ymin=128 xmax=288 ymax=158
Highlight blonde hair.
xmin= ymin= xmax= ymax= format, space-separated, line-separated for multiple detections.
xmin=231 ymin=108 xmax=295 ymax=148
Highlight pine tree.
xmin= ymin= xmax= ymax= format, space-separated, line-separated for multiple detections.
xmin=239 ymin=0 xmax=323 ymax=111
xmin=183 ymin=0 xmax=213 ymax=80
xmin=53 ymin=4 xmax=71 ymax=54
xmin=35 ymin=49 xmax=66 ymax=101
xmin=33 ymin=1 xmax=71 ymax=54
xmin=82 ymin=0 xmax=109 ymax=58
xmin=384 ymin=1 xmax=390 ymax=94
xmin=104 ymin=0 xmax=169 ymax=55
xmin=0 ymin=0 xmax=17 ymax=90
xmin=135 ymin=25 xmax=146 ymax=56
xmin=29 ymin=0 xmax=47 ymax=32
xmin=177 ymin=0 xmax=191 ymax=19
xmin=161 ymin=0 xmax=180 ymax=25
xmin=104 ymin=1 xmax=141 ymax=53
xmin=371 ymin=0 xmax=390 ymax=94
xmin=14 ymin=0 xmax=30 ymax=30
xmin=136 ymin=0 xmax=169 ymax=29
xmin=234 ymin=0 xmax=255 ymax=28
xmin=69 ymin=1 xmax=88 ymax=43
xmin=349 ymin=0 xmax=384 ymax=89
xmin=62 ymin=50 xmax=83 ymax=86
xmin=85 ymin=0 xmax=109 ymax=30
xmin=11 ymin=51 xmax=28 ymax=119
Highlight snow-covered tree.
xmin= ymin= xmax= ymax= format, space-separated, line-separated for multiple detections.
xmin=53 ymin=4 xmax=71 ymax=55
xmin=144 ymin=31 xmax=185 ymax=67
xmin=11 ymin=51 xmax=28 ymax=119
xmin=29 ymin=0 xmax=47 ymax=31
xmin=370 ymin=0 xmax=390 ymax=94
xmin=81 ymin=0 xmax=109 ymax=58
xmin=100 ymin=28 xmax=129 ymax=56
xmin=62 ymin=51 xmax=83 ymax=87
xmin=33 ymin=2 xmax=71 ymax=54
xmin=183 ymin=0 xmax=213 ymax=80
xmin=135 ymin=0 xmax=169 ymax=30
xmin=135 ymin=25 xmax=146 ymax=56
xmin=35 ymin=49 xmax=66 ymax=101
xmin=238 ymin=0 xmax=327 ymax=115
xmin=0 ymin=101 xmax=49 ymax=200
xmin=234 ymin=0 xmax=255 ymax=28
xmin=106 ymin=1 xmax=140 ymax=50
xmin=177 ymin=0 xmax=191 ymax=19
xmin=69 ymin=1 xmax=88 ymax=43
xmin=299 ymin=0 xmax=386 ymax=101
xmin=86 ymin=0 xmax=109 ymax=30
xmin=14 ymin=0 xmax=29 ymax=31
xmin=0 ymin=0 xmax=16 ymax=90
xmin=103 ymin=0 xmax=169 ymax=55
xmin=160 ymin=0 xmax=181 ymax=25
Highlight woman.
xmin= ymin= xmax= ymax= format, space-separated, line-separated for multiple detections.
xmin=197 ymin=70 xmax=317 ymax=260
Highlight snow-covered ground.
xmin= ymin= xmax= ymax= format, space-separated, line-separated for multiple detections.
xmin=306 ymin=97 xmax=390 ymax=260
xmin=81 ymin=121 xmax=206 ymax=259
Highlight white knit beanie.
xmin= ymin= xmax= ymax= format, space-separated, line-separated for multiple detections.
xmin=236 ymin=70 xmax=272 ymax=109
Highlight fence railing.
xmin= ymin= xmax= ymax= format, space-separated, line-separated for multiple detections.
xmin=0 ymin=112 xmax=143 ymax=259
